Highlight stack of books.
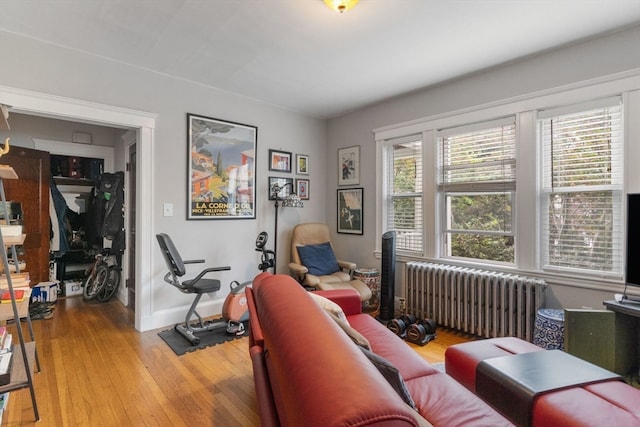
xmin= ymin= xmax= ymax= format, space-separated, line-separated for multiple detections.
xmin=0 ymin=327 xmax=11 ymax=386
xmin=0 ymin=288 xmax=26 ymax=304
xmin=0 ymin=272 xmax=29 ymax=290
xmin=0 ymin=225 xmax=22 ymax=237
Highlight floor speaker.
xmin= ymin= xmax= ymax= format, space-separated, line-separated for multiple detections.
xmin=378 ymin=231 xmax=396 ymax=321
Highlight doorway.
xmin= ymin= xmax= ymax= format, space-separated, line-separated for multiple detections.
xmin=0 ymin=85 xmax=156 ymax=331
xmin=127 ymin=141 xmax=137 ymax=315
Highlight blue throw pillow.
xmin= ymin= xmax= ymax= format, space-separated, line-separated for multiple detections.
xmin=297 ymin=242 xmax=340 ymax=276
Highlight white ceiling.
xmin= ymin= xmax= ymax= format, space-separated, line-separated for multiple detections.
xmin=1 ymin=0 xmax=639 ymax=119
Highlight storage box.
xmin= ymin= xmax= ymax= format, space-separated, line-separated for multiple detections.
xmin=64 ymin=280 xmax=83 ymax=297
xmin=31 ymin=281 xmax=59 ymax=303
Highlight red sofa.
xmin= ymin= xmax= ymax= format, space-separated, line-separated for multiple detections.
xmin=246 ymin=273 xmax=512 ymax=426
xmin=445 ymin=337 xmax=640 ymax=426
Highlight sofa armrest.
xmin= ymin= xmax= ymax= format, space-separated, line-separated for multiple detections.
xmin=315 ymin=289 xmax=362 ymax=315
xmin=250 ymin=345 xmax=279 ymax=427
xmin=245 ymin=287 xmax=264 ymax=348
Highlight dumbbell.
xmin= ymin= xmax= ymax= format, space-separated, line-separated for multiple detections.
xmin=406 ymin=318 xmax=437 ymax=346
xmin=386 ymin=314 xmax=417 ymax=339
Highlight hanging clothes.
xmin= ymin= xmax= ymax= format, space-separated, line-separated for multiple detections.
xmin=89 ymin=172 xmax=125 ymax=254
xmin=50 ymin=178 xmax=70 ymax=257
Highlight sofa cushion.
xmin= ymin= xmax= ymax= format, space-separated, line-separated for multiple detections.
xmin=308 ymin=291 xmax=348 ymax=323
xmin=297 ymin=242 xmax=340 ymax=275
xmin=309 ymin=288 xmax=370 ymax=349
xmin=533 ymin=381 xmax=640 ymax=426
xmin=349 ymin=313 xmax=439 ymax=380
xmin=326 ymin=310 xmax=371 ymax=350
xmin=361 ymin=347 xmax=417 ymax=409
xmin=406 ymin=372 xmax=513 ymax=427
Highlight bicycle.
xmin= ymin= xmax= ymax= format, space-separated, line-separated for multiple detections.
xmin=83 ymin=249 xmax=121 ymax=302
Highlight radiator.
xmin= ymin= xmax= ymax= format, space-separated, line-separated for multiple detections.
xmin=405 ymin=262 xmax=546 ymax=341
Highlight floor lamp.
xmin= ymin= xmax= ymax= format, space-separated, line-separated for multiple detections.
xmin=270 ymin=182 xmax=303 ymax=273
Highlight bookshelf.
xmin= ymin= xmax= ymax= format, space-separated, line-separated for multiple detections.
xmin=0 ymin=164 xmax=40 ymax=421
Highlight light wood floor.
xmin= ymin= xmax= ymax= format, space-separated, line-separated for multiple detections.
xmin=1 ymin=297 xmax=474 ymax=426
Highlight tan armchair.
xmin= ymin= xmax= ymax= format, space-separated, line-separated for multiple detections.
xmin=288 ymin=223 xmax=372 ymax=302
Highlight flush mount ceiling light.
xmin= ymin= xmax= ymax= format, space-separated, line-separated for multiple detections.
xmin=323 ymin=0 xmax=359 ymax=13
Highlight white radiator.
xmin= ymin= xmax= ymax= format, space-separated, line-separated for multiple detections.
xmin=405 ymin=262 xmax=546 ymax=341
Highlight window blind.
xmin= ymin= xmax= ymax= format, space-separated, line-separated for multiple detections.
xmin=540 ymin=97 xmax=623 ymax=273
xmin=385 ymin=136 xmax=423 ymax=253
xmin=439 ymin=116 xmax=516 ymax=192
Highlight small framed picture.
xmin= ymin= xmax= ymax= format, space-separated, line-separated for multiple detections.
xmin=296 ymin=179 xmax=310 ymax=200
xmin=296 ymin=154 xmax=309 ymax=175
xmin=268 ymin=176 xmax=294 ymax=200
xmin=337 ymin=188 xmax=363 ymax=235
xmin=269 ymin=149 xmax=292 ymax=173
xmin=338 ymin=145 xmax=360 ymax=186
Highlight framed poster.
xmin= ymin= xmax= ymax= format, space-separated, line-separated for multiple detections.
xmin=296 ymin=178 xmax=310 ymax=200
xmin=296 ymin=153 xmax=309 ymax=175
xmin=337 ymin=188 xmax=363 ymax=235
xmin=269 ymin=149 xmax=292 ymax=173
xmin=338 ymin=145 xmax=360 ymax=186
xmin=187 ymin=113 xmax=257 ymax=219
xmin=268 ymin=176 xmax=294 ymax=200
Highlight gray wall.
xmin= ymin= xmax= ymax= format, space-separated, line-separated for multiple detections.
xmin=0 ymin=29 xmax=327 ymax=326
xmin=326 ymin=25 xmax=640 ymax=310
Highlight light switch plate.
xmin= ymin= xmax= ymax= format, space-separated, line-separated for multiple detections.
xmin=163 ymin=202 xmax=174 ymax=217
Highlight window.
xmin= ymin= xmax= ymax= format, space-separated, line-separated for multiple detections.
xmin=438 ymin=117 xmax=516 ymax=263
xmin=540 ymin=97 xmax=623 ymax=275
xmin=384 ymin=136 xmax=423 ymax=253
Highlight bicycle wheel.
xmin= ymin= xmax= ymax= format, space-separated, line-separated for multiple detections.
xmin=83 ymin=264 xmax=109 ymax=300
xmin=97 ymin=268 xmax=121 ymax=302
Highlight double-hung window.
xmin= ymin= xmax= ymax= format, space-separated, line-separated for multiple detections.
xmin=539 ymin=97 xmax=624 ymax=275
xmin=438 ymin=117 xmax=516 ymax=263
xmin=383 ymin=135 xmax=423 ymax=253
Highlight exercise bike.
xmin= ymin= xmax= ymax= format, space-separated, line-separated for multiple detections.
xmin=203 ymin=232 xmax=274 ymax=337
xmin=255 ymin=231 xmax=276 ymax=273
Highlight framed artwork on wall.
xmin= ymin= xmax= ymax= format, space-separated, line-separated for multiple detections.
xmin=338 ymin=145 xmax=360 ymax=186
xmin=337 ymin=187 xmax=363 ymax=235
xmin=268 ymin=176 xmax=294 ymax=200
xmin=296 ymin=178 xmax=310 ymax=200
xmin=296 ymin=153 xmax=309 ymax=175
xmin=269 ymin=149 xmax=292 ymax=173
xmin=187 ymin=113 xmax=256 ymax=220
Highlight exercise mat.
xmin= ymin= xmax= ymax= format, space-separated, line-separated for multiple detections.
xmin=158 ymin=322 xmax=248 ymax=356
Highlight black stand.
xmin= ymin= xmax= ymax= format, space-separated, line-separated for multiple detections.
xmin=272 ymin=197 xmax=281 ymax=273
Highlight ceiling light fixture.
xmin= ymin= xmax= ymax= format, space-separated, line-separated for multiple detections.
xmin=323 ymin=0 xmax=359 ymax=13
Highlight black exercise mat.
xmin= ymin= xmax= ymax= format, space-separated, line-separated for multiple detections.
xmin=158 ymin=322 xmax=248 ymax=356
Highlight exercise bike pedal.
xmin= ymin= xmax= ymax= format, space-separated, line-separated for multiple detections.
xmin=226 ymin=321 xmax=246 ymax=336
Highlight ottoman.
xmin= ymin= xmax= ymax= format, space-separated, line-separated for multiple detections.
xmin=445 ymin=337 xmax=640 ymax=427
xmin=444 ymin=337 xmax=542 ymax=392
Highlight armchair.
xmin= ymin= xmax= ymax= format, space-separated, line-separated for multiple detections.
xmin=288 ymin=223 xmax=372 ymax=302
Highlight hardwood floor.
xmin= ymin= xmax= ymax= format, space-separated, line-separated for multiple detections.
xmin=1 ymin=297 xmax=474 ymax=426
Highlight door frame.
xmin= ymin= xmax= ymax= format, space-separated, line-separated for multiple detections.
xmin=0 ymin=85 xmax=157 ymax=331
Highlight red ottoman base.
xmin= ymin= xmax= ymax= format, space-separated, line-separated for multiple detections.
xmin=445 ymin=337 xmax=640 ymax=427
xmin=444 ymin=337 xmax=542 ymax=392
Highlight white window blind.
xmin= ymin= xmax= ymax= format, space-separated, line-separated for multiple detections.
xmin=384 ymin=136 xmax=423 ymax=253
xmin=438 ymin=117 xmax=516 ymax=263
xmin=439 ymin=116 xmax=516 ymax=192
xmin=540 ymin=97 xmax=623 ymax=274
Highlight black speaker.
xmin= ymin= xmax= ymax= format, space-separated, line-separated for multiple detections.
xmin=378 ymin=231 xmax=396 ymax=321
